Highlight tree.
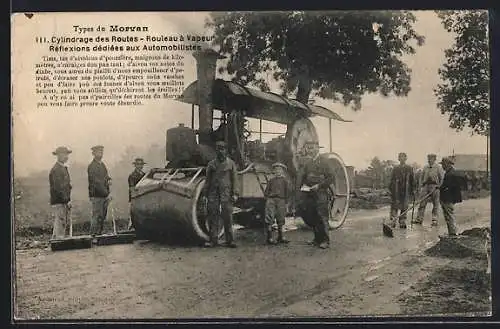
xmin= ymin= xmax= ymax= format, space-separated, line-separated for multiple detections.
xmin=434 ymin=10 xmax=489 ymax=136
xmin=206 ymin=11 xmax=424 ymax=108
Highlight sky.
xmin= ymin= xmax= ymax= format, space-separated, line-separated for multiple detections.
xmin=11 ymin=11 xmax=489 ymax=177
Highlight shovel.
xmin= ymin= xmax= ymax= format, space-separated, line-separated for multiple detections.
xmin=94 ymin=200 xmax=136 ymax=246
xmin=50 ymin=204 xmax=93 ymax=251
xmin=382 ymin=188 xmax=437 ymax=238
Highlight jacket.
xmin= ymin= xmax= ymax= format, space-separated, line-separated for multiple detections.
xmin=388 ymin=164 xmax=415 ymax=204
xmin=87 ymin=159 xmax=111 ymax=198
xmin=265 ymin=175 xmax=291 ymax=199
xmin=205 ymin=157 xmax=238 ymax=197
xmin=128 ymin=169 xmax=145 ymax=201
xmin=49 ymin=162 xmax=72 ymax=204
xmin=296 ymin=155 xmax=336 ymax=191
xmin=440 ymin=167 xmax=464 ymax=204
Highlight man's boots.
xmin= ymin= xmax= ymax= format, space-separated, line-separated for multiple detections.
xmin=266 ymin=225 xmax=276 ymax=245
xmin=277 ymin=226 xmax=289 ymax=244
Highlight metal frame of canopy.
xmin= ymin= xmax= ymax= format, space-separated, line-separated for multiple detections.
xmin=176 ymin=78 xmax=352 ymax=152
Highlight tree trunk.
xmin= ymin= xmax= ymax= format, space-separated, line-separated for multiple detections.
xmin=296 ymin=66 xmax=312 ymax=104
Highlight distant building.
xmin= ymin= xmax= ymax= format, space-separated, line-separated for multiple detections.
xmin=448 ymin=154 xmax=490 ymax=190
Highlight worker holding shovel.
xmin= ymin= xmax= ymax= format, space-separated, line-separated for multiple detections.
xmin=88 ymin=145 xmax=112 ymax=242
xmin=388 ymin=152 xmax=416 ymax=229
xmin=127 ymin=158 xmax=146 ymax=230
xmin=49 ymin=146 xmax=73 ymax=239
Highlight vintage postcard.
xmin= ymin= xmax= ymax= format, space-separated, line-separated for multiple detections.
xmin=11 ymin=10 xmax=491 ymax=320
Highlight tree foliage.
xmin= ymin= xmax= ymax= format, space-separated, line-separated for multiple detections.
xmin=364 ymin=157 xmax=396 ymax=188
xmin=206 ymin=11 xmax=424 ymax=108
xmin=435 ymin=10 xmax=489 ymax=135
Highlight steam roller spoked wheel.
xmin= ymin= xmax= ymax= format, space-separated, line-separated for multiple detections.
xmin=193 ymin=180 xmax=225 ymax=242
xmin=324 ymin=152 xmax=350 ymax=230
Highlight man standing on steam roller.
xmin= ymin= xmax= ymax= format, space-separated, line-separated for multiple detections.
xmin=388 ymin=152 xmax=416 ymax=229
xmin=204 ymin=140 xmax=239 ymax=248
xmin=49 ymin=146 xmax=73 ymax=239
xmin=127 ymin=158 xmax=146 ymax=230
xmin=296 ymin=141 xmax=336 ymax=249
xmin=88 ymin=145 xmax=112 ymax=239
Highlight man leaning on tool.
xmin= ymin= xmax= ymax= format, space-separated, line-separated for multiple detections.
xmin=49 ymin=146 xmax=73 ymax=239
xmin=296 ymin=141 xmax=335 ymax=249
xmin=388 ymin=152 xmax=416 ymax=229
xmin=127 ymin=158 xmax=146 ymax=230
xmin=203 ymin=140 xmax=239 ymax=248
xmin=87 ymin=145 xmax=112 ymax=239
xmin=413 ymin=153 xmax=443 ymax=226
xmin=439 ymin=157 xmax=465 ymax=238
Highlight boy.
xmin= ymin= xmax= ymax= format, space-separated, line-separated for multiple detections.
xmin=264 ymin=162 xmax=291 ymax=244
xmin=388 ymin=152 xmax=415 ymax=229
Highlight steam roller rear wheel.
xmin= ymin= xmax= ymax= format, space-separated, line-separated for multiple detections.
xmin=323 ymin=152 xmax=351 ymax=229
xmin=193 ymin=180 xmax=225 ymax=242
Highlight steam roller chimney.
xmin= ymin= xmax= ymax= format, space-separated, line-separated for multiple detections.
xmin=193 ymin=49 xmax=225 ymax=146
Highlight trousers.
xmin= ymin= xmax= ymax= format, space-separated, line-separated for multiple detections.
xmin=298 ymin=190 xmax=330 ymax=244
xmin=265 ymin=198 xmax=286 ymax=227
xmin=440 ymin=201 xmax=458 ymax=235
xmin=90 ymin=197 xmax=109 ymax=236
xmin=390 ymin=200 xmax=409 ymax=225
xmin=51 ymin=203 xmax=70 ymax=239
xmin=416 ymin=184 xmax=440 ymax=222
xmin=207 ymin=192 xmax=234 ymax=244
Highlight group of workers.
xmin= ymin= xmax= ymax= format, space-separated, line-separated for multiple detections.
xmin=388 ymin=152 xmax=464 ymax=237
xmin=48 ymin=145 xmax=146 ymax=241
xmin=48 ymin=140 xmax=464 ymax=247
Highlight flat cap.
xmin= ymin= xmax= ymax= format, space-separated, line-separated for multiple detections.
xmin=52 ymin=146 xmax=72 ymax=155
xmin=91 ymin=145 xmax=104 ymax=151
xmin=132 ymin=158 xmax=146 ymax=164
xmin=304 ymin=140 xmax=319 ymax=145
xmin=215 ymin=140 xmax=227 ymax=146
xmin=272 ymin=162 xmax=288 ymax=170
xmin=427 ymin=153 xmax=437 ymax=158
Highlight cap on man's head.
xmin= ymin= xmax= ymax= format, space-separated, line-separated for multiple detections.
xmin=52 ymin=146 xmax=72 ymax=155
xmin=215 ymin=140 xmax=227 ymax=147
xmin=132 ymin=158 xmax=146 ymax=165
xmin=91 ymin=145 xmax=104 ymax=152
xmin=440 ymin=157 xmax=455 ymax=165
xmin=427 ymin=153 xmax=437 ymax=159
xmin=272 ymin=162 xmax=287 ymax=170
xmin=305 ymin=140 xmax=319 ymax=146
xmin=398 ymin=152 xmax=407 ymax=157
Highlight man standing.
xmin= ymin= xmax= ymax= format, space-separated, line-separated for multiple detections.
xmin=204 ymin=141 xmax=239 ymax=248
xmin=388 ymin=152 xmax=416 ymax=229
xmin=128 ymin=158 xmax=146 ymax=230
xmin=439 ymin=157 xmax=464 ymax=238
xmin=49 ymin=146 xmax=72 ymax=239
xmin=414 ymin=153 xmax=443 ymax=226
xmin=296 ymin=141 xmax=336 ymax=249
xmin=87 ymin=145 xmax=111 ymax=238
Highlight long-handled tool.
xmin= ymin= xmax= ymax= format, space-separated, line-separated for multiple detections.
xmin=94 ymin=200 xmax=136 ymax=246
xmin=50 ymin=204 xmax=93 ymax=251
xmin=382 ymin=187 xmax=437 ymax=238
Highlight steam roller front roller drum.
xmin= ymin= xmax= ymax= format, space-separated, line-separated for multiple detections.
xmin=130 ymin=177 xmax=224 ymax=244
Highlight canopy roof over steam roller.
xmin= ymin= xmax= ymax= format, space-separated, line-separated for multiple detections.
xmin=176 ymin=79 xmax=352 ymax=125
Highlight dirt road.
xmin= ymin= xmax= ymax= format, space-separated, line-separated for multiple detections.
xmin=14 ymin=197 xmax=491 ymax=319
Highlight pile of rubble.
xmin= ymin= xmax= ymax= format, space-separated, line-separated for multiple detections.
xmin=350 ymin=188 xmax=392 ymax=209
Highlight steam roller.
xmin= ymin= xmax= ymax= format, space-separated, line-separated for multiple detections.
xmin=130 ymin=48 xmax=353 ymax=244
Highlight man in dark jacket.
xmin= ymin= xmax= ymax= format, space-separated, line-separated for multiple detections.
xmin=296 ymin=141 xmax=336 ymax=249
xmin=49 ymin=146 xmax=72 ymax=239
xmin=439 ymin=157 xmax=464 ymax=237
xmin=128 ymin=158 xmax=146 ymax=229
xmin=388 ymin=152 xmax=416 ymax=229
xmin=203 ymin=141 xmax=239 ymax=248
xmin=88 ymin=145 xmax=111 ymax=237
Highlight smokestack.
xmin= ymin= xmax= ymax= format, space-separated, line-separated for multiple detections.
xmin=193 ymin=49 xmax=224 ymax=146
